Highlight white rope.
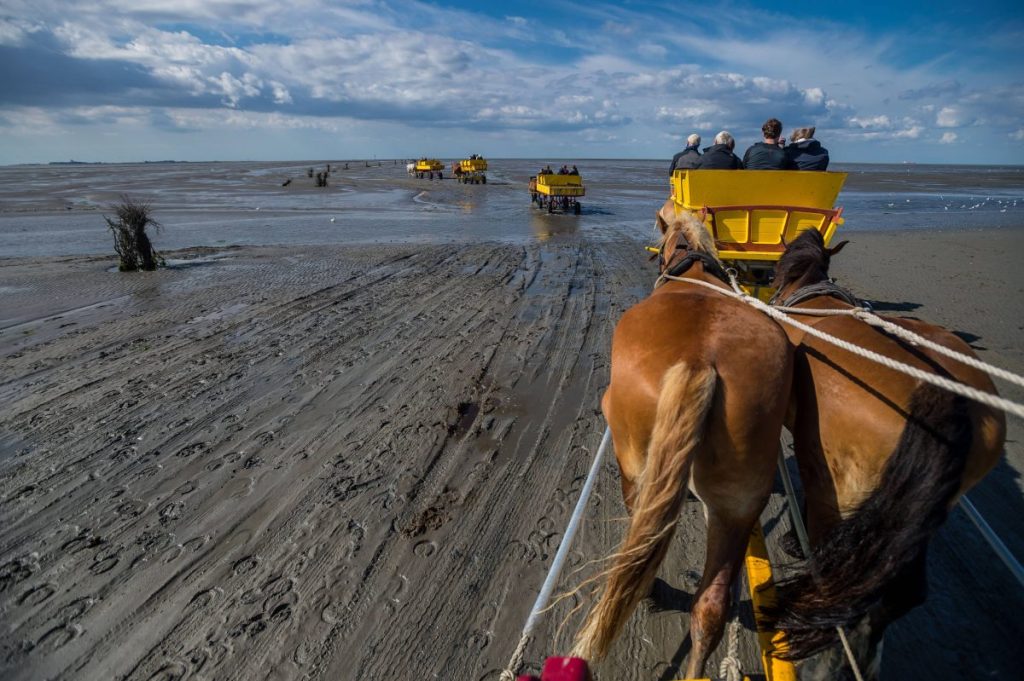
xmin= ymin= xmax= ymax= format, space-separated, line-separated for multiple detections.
xmin=498 ymin=427 xmax=612 ymax=681
xmin=717 ymin=573 xmax=745 ymax=681
xmin=772 ymin=304 xmax=1024 ymax=390
xmin=777 ymin=448 xmax=866 ymax=681
xmin=660 ymin=273 xmax=1024 ymax=420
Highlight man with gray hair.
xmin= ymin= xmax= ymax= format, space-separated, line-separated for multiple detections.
xmin=694 ymin=131 xmax=745 ymax=169
xmin=669 ymin=133 xmax=702 ymax=174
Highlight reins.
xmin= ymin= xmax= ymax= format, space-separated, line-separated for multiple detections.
xmin=660 ymin=270 xmax=1024 ymax=419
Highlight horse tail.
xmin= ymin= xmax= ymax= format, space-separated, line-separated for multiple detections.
xmin=573 ymin=363 xmax=717 ymax=661
xmin=769 ymin=383 xmax=971 ymax=659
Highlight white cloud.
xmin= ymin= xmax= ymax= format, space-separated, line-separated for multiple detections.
xmin=936 ymin=106 xmax=963 ymax=127
xmin=940 ymin=131 xmax=957 ymax=144
xmin=1010 ymin=128 xmax=1024 ymax=141
xmin=1 ymin=0 xmax=1022 ymax=162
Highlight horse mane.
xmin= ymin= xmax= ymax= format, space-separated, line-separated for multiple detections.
xmin=774 ymin=228 xmax=829 ymax=290
xmin=658 ymin=206 xmax=720 ymax=259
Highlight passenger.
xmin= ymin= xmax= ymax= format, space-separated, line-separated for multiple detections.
xmin=569 ymin=165 xmax=579 ymax=175
xmin=669 ymin=133 xmax=702 ymax=174
xmin=558 ymin=165 xmax=569 ymax=175
xmin=786 ymin=127 xmax=830 ymax=170
xmin=743 ymin=118 xmax=792 ymax=169
xmin=694 ymin=131 xmax=744 ymax=169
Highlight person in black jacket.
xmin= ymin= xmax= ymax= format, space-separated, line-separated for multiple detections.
xmin=786 ymin=127 xmax=830 ymax=170
xmin=694 ymin=131 xmax=744 ymax=169
xmin=743 ymin=118 xmax=792 ymax=169
xmin=669 ymin=133 xmax=702 ymax=174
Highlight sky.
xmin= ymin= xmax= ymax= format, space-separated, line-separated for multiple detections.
xmin=1 ymin=0 xmax=1022 ymax=165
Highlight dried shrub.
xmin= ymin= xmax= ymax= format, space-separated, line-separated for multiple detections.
xmin=104 ymin=195 xmax=163 ymax=271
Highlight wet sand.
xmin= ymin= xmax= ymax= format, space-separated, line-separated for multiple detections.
xmin=1 ymin=227 xmax=1022 ymax=680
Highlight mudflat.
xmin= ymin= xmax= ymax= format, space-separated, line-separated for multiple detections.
xmin=1 ymin=227 xmax=1022 ymax=680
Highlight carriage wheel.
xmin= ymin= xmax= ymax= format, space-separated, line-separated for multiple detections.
xmin=548 ymin=199 xmax=554 ymax=213
xmin=482 ymin=175 xmax=487 ymax=184
xmin=438 ymin=172 xmax=443 ymax=180
xmin=574 ymin=201 xmax=581 ymax=215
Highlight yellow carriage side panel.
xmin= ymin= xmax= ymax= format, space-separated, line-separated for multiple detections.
xmin=672 ymin=169 xmax=847 ymax=211
xmin=712 ymin=210 xmax=749 ymax=245
xmin=536 ymin=174 xmax=585 ymax=196
xmin=415 ymin=159 xmax=444 ymax=171
xmin=459 ymin=159 xmax=488 ymax=172
xmin=745 ymin=523 xmax=798 ymax=681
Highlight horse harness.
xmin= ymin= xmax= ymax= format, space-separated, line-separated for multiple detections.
xmin=657 ymin=233 xmax=730 ymax=286
xmin=770 ymin=279 xmax=870 ymax=310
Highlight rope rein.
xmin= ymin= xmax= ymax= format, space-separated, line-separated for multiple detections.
xmin=771 ymin=304 xmax=1024 ymax=390
xmin=659 ymin=272 xmax=1024 ymax=420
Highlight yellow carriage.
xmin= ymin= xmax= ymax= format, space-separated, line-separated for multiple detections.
xmin=669 ymin=169 xmax=847 ymax=301
xmin=414 ymin=159 xmax=445 ymax=180
xmin=454 ymin=157 xmax=488 ymax=184
xmin=529 ymin=173 xmax=585 ymax=215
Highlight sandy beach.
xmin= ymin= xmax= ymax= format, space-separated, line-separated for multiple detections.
xmin=1 ymin=215 xmax=1022 ymax=680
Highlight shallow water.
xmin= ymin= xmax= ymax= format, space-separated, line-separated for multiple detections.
xmin=0 ymin=159 xmax=1021 ymax=258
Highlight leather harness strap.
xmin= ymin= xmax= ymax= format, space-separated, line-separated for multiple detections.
xmin=772 ymin=279 xmax=865 ymax=308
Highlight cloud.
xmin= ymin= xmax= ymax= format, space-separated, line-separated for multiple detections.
xmin=0 ymin=0 xmax=1021 ymax=162
xmin=940 ymin=131 xmax=958 ymax=144
xmin=936 ymin=106 xmax=964 ymax=127
xmin=1011 ymin=128 xmax=1024 ymax=141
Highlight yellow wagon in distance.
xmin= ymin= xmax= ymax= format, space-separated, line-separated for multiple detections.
xmin=455 ymin=158 xmax=488 ymax=184
xmin=529 ymin=173 xmax=585 ymax=215
xmin=414 ymin=159 xmax=445 ymax=180
xmin=669 ymin=169 xmax=847 ymax=301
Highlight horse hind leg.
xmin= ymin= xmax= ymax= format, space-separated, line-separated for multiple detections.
xmin=684 ymin=510 xmax=756 ymax=679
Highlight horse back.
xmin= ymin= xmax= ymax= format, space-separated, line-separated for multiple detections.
xmin=793 ymin=313 xmax=1004 ymax=502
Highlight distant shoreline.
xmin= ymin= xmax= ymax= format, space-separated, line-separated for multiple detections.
xmin=4 ymin=159 xmax=1023 ymax=169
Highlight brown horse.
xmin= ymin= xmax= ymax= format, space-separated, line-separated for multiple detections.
xmin=767 ymin=229 xmax=1006 ymax=677
xmin=572 ymin=201 xmax=793 ymax=678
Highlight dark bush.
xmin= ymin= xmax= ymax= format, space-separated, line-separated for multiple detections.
xmin=105 ymin=196 xmax=163 ymax=271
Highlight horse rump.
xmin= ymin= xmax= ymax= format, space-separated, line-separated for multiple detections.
xmin=766 ymin=383 xmax=971 ymax=659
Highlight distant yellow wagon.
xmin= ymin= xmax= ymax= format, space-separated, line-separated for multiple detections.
xmin=414 ymin=159 xmax=445 ymax=179
xmin=668 ymin=169 xmax=847 ymax=301
xmin=454 ymin=158 xmax=488 ymax=184
xmin=529 ymin=173 xmax=585 ymax=214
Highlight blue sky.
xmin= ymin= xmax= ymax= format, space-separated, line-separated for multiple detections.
xmin=0 ymin=0 xmax=1022 ymax=164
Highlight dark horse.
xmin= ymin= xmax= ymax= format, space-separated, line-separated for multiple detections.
xmin=767 ymin=229 xmax=1005 ymax=678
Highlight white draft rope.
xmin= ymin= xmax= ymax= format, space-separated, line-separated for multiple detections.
xmin=659 ymin=272 xmax=1024 ymax=421
xmin=771 ymin=304 xmax=1024 ymax=390
xmin=499 ymin=427 xmax=611 ymax=681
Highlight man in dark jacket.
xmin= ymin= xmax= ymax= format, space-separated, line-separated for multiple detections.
xmin=786 ymin=127 xmax=830 ymax=170
xmin=694 ymin=131 xmax=744 ymax=169
xmin=743 ymin=118 xmax=792 ymax=169
xmin=669 ymin=133 xmax=702 ymax=174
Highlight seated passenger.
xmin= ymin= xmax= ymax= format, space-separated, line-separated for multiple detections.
xmin=569 ymin=165 xmax=579 ymax=175
xmin=786 ymin=127 xmax=830 ymax=170
xmin=669 ymin=133 xmax=702 ymax=174
xmin=743 ymin=118 xmax=792 ymax=169
xmin=694 ymin=131 xmax=744 ymax=169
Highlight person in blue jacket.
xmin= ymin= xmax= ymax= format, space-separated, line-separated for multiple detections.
xmin=743 ymin=118 xmax=791 ymax=169
xmin=786 ymin=127 xmax=830 ymax=170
